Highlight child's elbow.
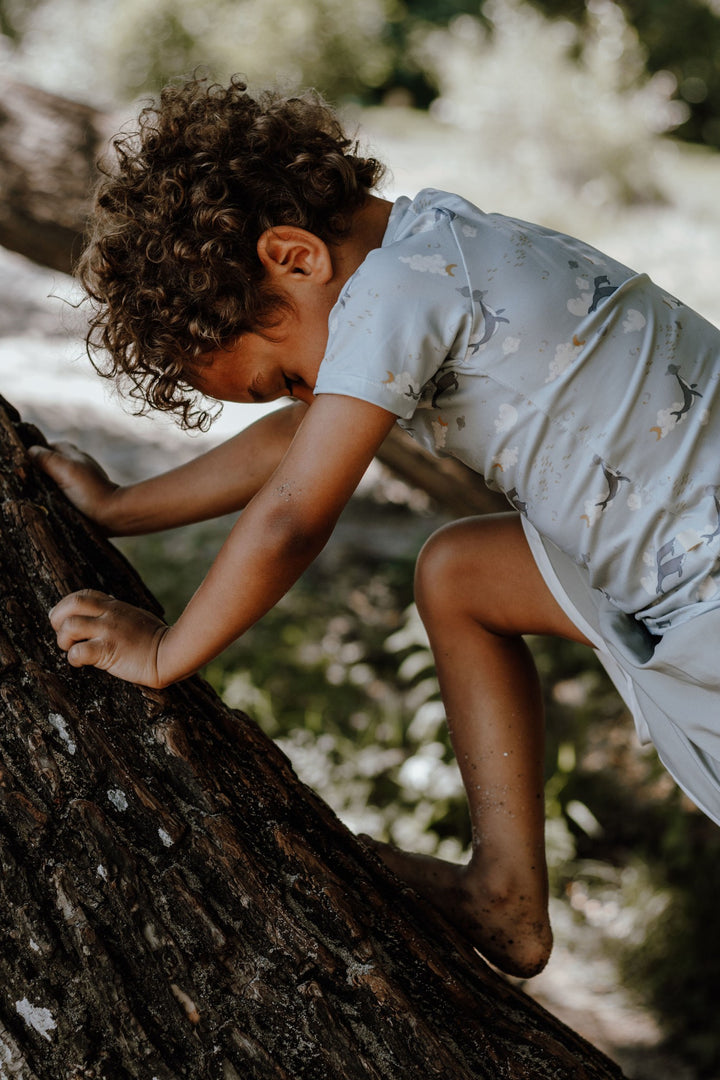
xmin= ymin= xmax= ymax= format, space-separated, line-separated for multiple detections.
xmin=280 ymin=515 xmax=333 ymax=564
xmin=264 ymin=500 xmax=335 ymax=565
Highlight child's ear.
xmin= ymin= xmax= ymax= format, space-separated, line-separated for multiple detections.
xmin=257 ymin=227 xmax=333 ymax=284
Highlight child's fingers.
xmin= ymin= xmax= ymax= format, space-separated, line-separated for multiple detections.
xmin=28 ymin=445 xmax=54 ymax=470
xmin=30 ymin=440 xmax=81 ymax=456
xmin=30 ymin=446 xmax=117 ymax=528
xmin=49 ymin=589 xmax=116 ymax=631
xmin=29 ymin=443 xmax=78 ymax=481
xmin=53 ymin=613 xmax=104 ymax=653
xmin=66 ymin=638 xmax=109 ymax=670
xmin=51 ymin=592 xmax=123 ymax=671
xmin=30 ymin=442 xmax=93 ymax=472
xmin=49 ymin=591 xmax=168 ymax=687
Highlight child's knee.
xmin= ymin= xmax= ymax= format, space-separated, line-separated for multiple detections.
xmin=415 ymin=514 xmax=525 ymax=627
xmin=414 ymin=522 xmax=471 ymax=619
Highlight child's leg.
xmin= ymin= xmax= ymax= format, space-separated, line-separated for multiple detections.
xmin=369 ymin=513 xmax=592 ymax=977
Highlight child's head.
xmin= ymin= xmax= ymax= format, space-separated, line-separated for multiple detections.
xmin=79 ymin=74 xmax=384 ymax=428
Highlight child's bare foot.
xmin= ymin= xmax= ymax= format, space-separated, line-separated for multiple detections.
xmin=362 ymin=837 xmax=552 ymax=978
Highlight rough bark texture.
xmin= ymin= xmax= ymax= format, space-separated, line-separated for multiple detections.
xmin=0 ymin=397 xmax=626 ymax=1078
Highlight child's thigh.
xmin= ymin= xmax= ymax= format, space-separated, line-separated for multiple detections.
xmin=414 ymin=512 xmax=591 ymax=645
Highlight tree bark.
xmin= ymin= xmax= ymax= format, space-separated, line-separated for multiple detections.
xmin=0 ymin=394 xmax=625 ymax=1078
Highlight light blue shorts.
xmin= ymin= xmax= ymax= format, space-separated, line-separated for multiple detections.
xmin=523 ymin=519 xmax=720 ymax=826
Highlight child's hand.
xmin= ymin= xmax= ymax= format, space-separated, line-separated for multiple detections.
xmin=50 ymin=589 xmax=172 ymax=688
xmin=29 ymin=443 xmax=120 ymax=532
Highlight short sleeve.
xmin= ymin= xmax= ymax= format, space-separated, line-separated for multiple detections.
xmin=313 ymin=201 xmax=473 ymax=420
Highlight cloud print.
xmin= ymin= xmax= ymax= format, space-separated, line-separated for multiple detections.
xmin=494 ymin=403 xmax=518 ymax=433
xmin=622 ymin=309 xmax=646 ymax=333
xmin=399 ymin=254 xmax=452 ymax=275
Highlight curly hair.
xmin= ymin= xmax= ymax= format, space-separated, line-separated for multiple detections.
xmin=78 ymin=74 xmax=385 ymax=429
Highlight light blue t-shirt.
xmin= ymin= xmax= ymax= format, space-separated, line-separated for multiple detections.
xmin=314 ymin=189 xmax=720 ymax=636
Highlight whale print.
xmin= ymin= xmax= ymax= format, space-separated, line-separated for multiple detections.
xmin=430 ymin=370 xmax=460 ymax=407
xmin=656 ymin=539 xmax=686 ymax=595
xmin=458 ymin=286 xmax=510 ymax=351
xmin=588 ymin=275 xmax=619 ymax=313
xmin=702 ymin=486 xmax=720 ymax=544
xmin=506 ymin=487 xmax=528 ymax=515
xmin=434 ymin=206 xmax=458 ymax=223
xmin=666 ymin=364 xmax=703 ymax=421
xmin=591 ymin=455 xmax=631 ymax=511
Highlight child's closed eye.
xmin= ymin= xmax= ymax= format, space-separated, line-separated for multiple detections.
xmin=249 ymin=373 xmax=293 ymax=403
xmin=249 ymin=375 xmax=269 ymax=403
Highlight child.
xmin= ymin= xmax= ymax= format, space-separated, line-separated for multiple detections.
xmin=33 ymin=74 xmax=720 ymax=980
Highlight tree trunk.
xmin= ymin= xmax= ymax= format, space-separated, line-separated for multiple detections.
xmin=0 ymin=395 xmax=625 ymax=1078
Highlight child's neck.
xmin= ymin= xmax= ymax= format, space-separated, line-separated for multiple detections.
xmin=334 ymin=195 xmax=394 ymax=284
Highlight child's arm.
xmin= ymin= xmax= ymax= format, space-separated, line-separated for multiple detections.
xmin=30 ymin=402 xmax=308 ymax=535
xmin=49 ymin=395 xmax=397 ymax=688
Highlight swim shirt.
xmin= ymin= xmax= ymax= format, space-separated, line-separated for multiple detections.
xmin=314 ymin=188 xmax=720 ymax=637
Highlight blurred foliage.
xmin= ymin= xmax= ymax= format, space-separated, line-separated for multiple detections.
xmin=529 ymin=0 xmax=720 ymax=150
xmin=409 ymin=0 xmax=683 ymax=210
xmin=0 ymin=0 xmax=36 ymax=41
xmin=116 ymin=491 xmax=720 ymax=1074
xmin=603 ymin=0 xmax=720 ymax=149
xmin=619 ymin=815 xmax=720 ymax=1075
xmin=102 ymin=0 xmax=397 ymax=105
xmin=3 ymin=0 xmax=720 ymax=150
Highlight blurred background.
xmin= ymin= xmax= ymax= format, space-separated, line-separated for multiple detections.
xmin=2 ymin=1 xmax=720 ymax=1075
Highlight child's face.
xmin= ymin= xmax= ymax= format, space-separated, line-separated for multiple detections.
xmin=189 ymin=301 xmax=329 ymax=407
